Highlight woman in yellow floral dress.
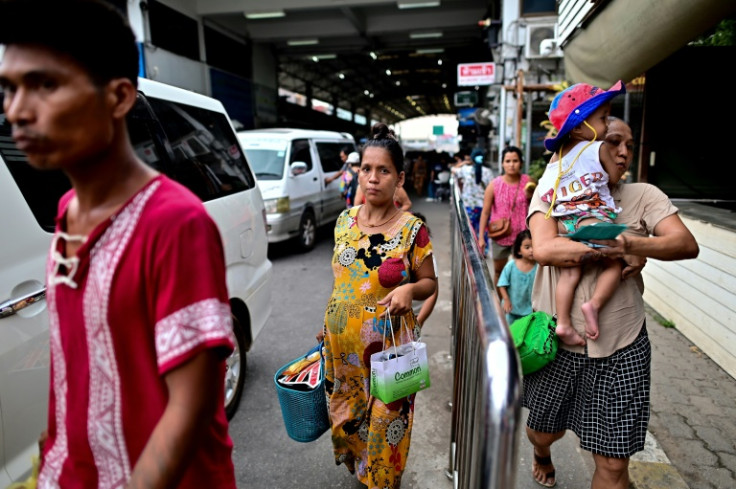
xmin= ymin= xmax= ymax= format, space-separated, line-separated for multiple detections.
xmin=319 ymin=123 xmax=436 ymax=488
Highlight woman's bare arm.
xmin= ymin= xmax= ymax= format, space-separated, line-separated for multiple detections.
xmin=377 ymin=257 xmax=436 ymax=316
xmin=394 ymin=186 xmax=412 ymax=211
xmin=529 ymin=211 xmax=604 ymax=267
xmin=416 ymin=286 xmax=438 ymax=326
xmin=621 ymin=254 xmax=647 ymax=280
xmin=354 ymin=185 xmax=364 ymax=206
xmin=593 ymin=214 xmax=699 ymax=261
xmin=498 ymin=286 xmax=512 ymax=314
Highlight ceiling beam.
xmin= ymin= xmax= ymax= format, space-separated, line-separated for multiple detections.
xmin=195 ymin=0 xmax=397 ymax=16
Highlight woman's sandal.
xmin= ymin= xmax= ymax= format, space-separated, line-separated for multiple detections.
xmin=532 ymin=452 xmax=556 ymax=488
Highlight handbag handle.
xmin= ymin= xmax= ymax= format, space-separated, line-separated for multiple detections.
xmin=541 ymin=317 xmax=557 ymax=354
xmin=508 ymin=178 xmax=522 ymax=214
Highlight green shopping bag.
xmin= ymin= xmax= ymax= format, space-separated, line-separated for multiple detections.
xmin=510 ymin=311 xmax=558 ymax=375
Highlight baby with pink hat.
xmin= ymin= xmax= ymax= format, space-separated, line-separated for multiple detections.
xmin=536 ymin=81 xmax=626 ymax=346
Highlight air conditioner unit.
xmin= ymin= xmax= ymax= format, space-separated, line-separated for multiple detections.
xmin=526 ymin=22 xmax=561 ymax=59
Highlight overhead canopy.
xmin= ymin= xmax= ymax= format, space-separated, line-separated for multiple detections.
xmin=197 ymin=0 xmax=498 ymax=124
xmin=563 ymin=0 xmax=736 ymax=86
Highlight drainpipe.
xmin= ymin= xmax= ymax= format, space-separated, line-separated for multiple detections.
xmin=498 ymin=86 xmax=507 ymax=175
xmin=525 ymin=90 xmax=532 ymax=173
xmin=515 ymin=69 xmax=524 ymax=148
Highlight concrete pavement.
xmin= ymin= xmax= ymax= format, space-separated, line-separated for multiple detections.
xmin=406 ymin=195 xmax=736 ymax=489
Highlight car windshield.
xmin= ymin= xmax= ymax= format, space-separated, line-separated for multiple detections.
xmin=240 ymin=138 xmax=288 ymax=180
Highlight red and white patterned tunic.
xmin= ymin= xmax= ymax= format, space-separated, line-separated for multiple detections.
xmin=39 ymin=175 xmax=236 ymax=489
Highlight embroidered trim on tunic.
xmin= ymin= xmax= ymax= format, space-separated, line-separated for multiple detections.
xmin=155 ymin=298 xmax=232 ymax=368
xmin=38 ymin=266 xmax=68 ymax=488
xmin=84 ymin=180 xmax=161 ymax=488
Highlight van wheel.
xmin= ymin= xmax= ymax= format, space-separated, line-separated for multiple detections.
xmin=225 ymin=314 xmax=247 ymax=420
xmin=296 ymin=210 xmax=317 ymax=251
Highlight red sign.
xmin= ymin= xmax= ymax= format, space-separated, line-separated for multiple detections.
xmin=457 ymin=62 xmax=495 ymax=86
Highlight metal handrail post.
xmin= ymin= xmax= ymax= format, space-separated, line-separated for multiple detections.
xmin=447 ymin=179 xmax=523 ymax=488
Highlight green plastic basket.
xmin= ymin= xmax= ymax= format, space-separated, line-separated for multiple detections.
xmin=273 ymin=343 xmax=329 ymax=443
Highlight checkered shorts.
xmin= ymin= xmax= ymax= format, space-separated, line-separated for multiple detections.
xmin=522 ymin=322 xmax=650 ymax=458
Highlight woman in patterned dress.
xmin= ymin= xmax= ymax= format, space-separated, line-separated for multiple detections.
xmin=318 ymin=123 xmax=436 ymax=488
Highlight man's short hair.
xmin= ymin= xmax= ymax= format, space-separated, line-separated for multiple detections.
xmin=0 ymin=0 xmax=140 ymax=88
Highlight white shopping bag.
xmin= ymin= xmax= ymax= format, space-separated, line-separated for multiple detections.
xmin=369 ymin=310 xmax=431 ymax=404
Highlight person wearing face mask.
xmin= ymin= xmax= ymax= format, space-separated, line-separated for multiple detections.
xmin=455 ymin=150 xmax=494 ymax=254
xmin=478 ymin=146 xmax=534 ymax=285
xmin=523 ymin=116 xmax=699 ymax=489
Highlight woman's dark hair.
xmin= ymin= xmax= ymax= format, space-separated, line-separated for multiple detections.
xmin=0 ymin=0 xmax=140 ymax=88
xmin=362 ymin=123 xmax=404 ymax=174
xmin=474 ymin=161 xmax=483 ymax=185
xmin=501 ymin=146 xmax=524 ymax=170
xmin=512 ymin=229 xmax=532 ymax=259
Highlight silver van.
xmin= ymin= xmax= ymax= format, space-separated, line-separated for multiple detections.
xmin=236 ymin=128 xmax=356 ymax=251
xmin=0 ymin=78 xmax=271 ymax=485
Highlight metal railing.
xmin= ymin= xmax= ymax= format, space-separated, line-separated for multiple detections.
xmin=447 ymin=179 xmax=523 ymax=489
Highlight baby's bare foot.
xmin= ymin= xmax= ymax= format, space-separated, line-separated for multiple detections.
xmin=581 ymin=301 xmax=600 ymax=341
xmin=555 ymin=324 xmax=586 ymax=346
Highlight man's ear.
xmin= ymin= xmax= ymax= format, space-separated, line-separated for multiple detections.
xmin=107 ymin=78 xmax=138 ymax=120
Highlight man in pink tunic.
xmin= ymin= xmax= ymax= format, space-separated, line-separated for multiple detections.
xmin=0 ymin=1 xmax=238 ymax=487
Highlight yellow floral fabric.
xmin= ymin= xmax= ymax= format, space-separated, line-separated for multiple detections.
xmin=323 ymin=205 xmax=433 ymax=489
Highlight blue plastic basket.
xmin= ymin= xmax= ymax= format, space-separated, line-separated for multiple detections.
xmin=273 ymin=343 xmax=330 ymax=443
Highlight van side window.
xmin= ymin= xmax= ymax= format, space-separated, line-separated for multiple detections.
xmin=127 ymin=94 xmax=168 ymax=173
xmin=289 ymin=139 xmax=312 ymax=171
xmin=316 ymin=142 xmax=351 ymax=172
xmin=1 ymin=109 xmax=71 ymax=232
xmin=146 ymin=97 xmax=256 ymax=201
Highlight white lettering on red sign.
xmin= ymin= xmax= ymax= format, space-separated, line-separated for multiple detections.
xmin=457 ymin=62 xmax=495 ymax=86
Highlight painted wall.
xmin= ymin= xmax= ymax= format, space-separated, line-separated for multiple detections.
xmin=643 ymin=214 xmax=736 ymax=380
xmin=144 ymin=46 xmax=208 ymax=94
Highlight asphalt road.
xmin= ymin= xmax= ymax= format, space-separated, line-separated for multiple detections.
xmin=227 ymin=225 xmax=363 ymax=488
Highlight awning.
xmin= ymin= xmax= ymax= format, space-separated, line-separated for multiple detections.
xmin=563 ymin=0 xmax=736 ymax=86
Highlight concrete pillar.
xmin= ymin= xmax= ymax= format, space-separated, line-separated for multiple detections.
xmin=305 ymin=82 xmax=313 ymax=109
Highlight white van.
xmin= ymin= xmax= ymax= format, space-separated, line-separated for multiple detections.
xmin=236 ymin=128 xmax=356 ymax=251
xmin=0 ymin=78 xmax=271 ymax=485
